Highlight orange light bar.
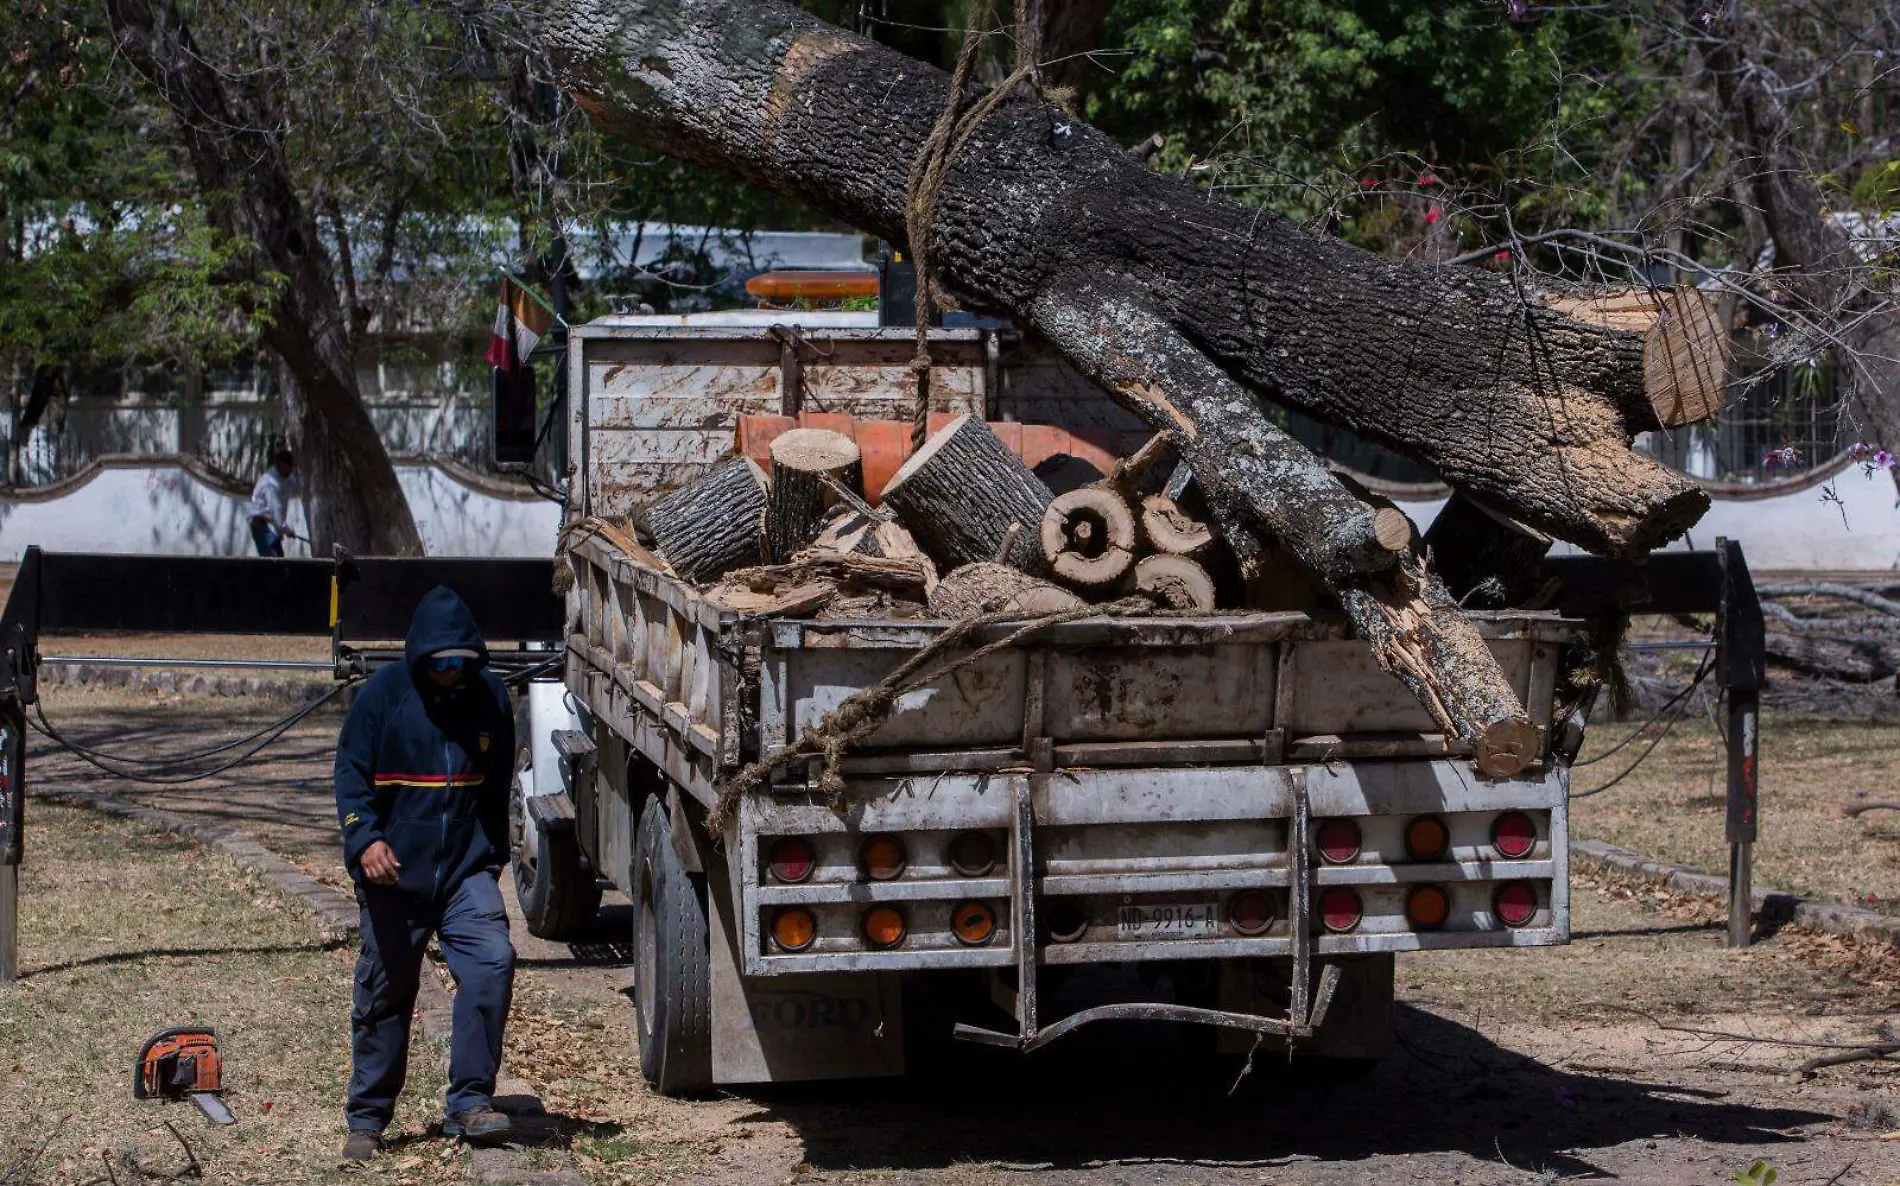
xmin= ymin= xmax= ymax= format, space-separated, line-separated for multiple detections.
xmin=951 ymin=901 xmax=997 ymax=946
xmin=863 ymin=906 xmax=907 ymax=949
xmin=745 ymin=270 xmax=879 ymax=301
xmin=771 ymin=907 xmax=817 ymax=952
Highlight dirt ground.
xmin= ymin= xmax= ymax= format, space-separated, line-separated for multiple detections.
xmin=13 ymin=682 xmax=1900 ymax=1184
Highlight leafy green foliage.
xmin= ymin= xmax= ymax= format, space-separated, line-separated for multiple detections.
xmin=1733 ymin=1160 xmax=1778 ymax=1186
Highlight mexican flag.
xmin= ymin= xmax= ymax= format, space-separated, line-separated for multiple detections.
xmin=485 ymin=278 xmax=556 ymax=372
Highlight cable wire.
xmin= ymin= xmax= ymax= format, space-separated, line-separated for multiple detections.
xmin=1571 ymin=658 xmax=1715 ymax=799
xmin=28 ymin=679 xmax=361 ymax=785
xmin=35 ymin=678 xmax=354 ymax=766
xmin=1571 ymin=650 xmax=1714 ymax=768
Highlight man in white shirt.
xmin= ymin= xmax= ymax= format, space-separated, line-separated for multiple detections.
xmin=249 ymin=448 xmax=302 ymax=557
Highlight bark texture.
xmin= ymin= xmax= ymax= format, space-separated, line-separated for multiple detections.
xmin=929 ymin=562 xmax=1086 ymax=618
xmin=647 ymin=456 xmax=770 ymax=582
xmin=1424 ymin=492 xmax=1554 ymax=610
xmin=106 ymin=0 xmax=422 ymax=555
xmin=883 ymin=415 xmax=1052 ymax=572
xmin=545 ymin=0 xmax=1709 ymax=558
xmin=767 ymin=428 xmax=861 ymax=561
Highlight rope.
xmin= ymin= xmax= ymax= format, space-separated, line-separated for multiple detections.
xmin=903 ymin=0 xmax=1043 ymax=450
xmin=705 ymin=597 xmax=1155 ymax=836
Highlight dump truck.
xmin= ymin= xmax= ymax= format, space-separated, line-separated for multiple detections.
xmin=509 ymin=311 xmax=1583 ymax=1094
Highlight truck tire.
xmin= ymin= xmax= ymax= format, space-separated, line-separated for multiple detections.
xmin=515 ymin=819 xmax=603 ymax=941
xmin=632 ymin=794 xmax=713 ymax=1095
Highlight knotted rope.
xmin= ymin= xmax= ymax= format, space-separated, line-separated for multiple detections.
xmin=903 ymin=0 xmax=1046 ymax=449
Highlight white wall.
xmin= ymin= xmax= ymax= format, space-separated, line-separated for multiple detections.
xmin=1392 ymin=464 xmax=1900 ymax=573
xmin=0 ymin=459 xmax=560 ymax=560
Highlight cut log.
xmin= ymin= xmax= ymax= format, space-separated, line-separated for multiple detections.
xmin=929 ymin=562 xmax=1087 ymax=618
xmin=645 ymin=456 xmax=770 ymax=583
xmin=1040 ymin=487 xmax=1138 ymax=591
xmin=1547 ymin=287 xmax=1729 ymax=428
xmin=1424 ymin=492 xmax=1555 ymax=609
xmin=1133 ymin=554 xmax=1217 ymax=611
xmin=881 ymin=414 xmax=1053 ymax=572
xmin=1139 ymin=494 xmax=1213 ymax=558
xmin=767 ymin=428 xmax=862 ymax=561
xmin=813 ymin=507 xmax=880 ymax=556
xmin=705 ymin=579 xmax=837 ymax=618
xmin=548 ymin=1 xmax=1714 ymax=557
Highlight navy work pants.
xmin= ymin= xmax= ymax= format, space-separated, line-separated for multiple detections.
xmin=347 ymin=873 xmax=515 ymax=1133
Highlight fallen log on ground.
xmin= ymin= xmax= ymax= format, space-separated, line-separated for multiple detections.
xmin=1763 ymin=631 xmax=1900 ymax=682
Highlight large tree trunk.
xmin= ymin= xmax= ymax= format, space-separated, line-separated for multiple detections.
xmin=546 ymin=0 xmax=1710 ymax=560
xmin=106 ymin=0 xmax=422 ymax=556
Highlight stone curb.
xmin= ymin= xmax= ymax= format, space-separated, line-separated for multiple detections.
xmin=37 ymin=662 xmax=342 ymax=706
xmin=40 ymin=789 xmax=585 ymax=1185
xmin=1573 ymin=837 xmax=1900 ymax=947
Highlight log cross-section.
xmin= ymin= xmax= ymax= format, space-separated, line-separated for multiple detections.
xmin=767 ymin=428 xmax=862 ymax=562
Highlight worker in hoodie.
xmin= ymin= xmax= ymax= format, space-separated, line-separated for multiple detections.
xmin=333 ymin=586 xmax=517 ymax=1161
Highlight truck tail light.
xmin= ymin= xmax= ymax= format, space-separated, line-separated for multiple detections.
xmin=1404 ymin=816 xmax=1449 ymax=862
xmin=1405 ymin=884 xmax=1451 ymax=929
xmin=767 ymin=837 xmax=815 ymax=883
xmin=951 ymin=901 xmax=997 ymax=946
xmin=1319 ymin=887 xmax=1362 ymax=932
xmin=1494 ymin=882 xmax=1538 ymax=928
xmin=860 ymin=834 xmax=907 ymax=881
xmin=947 ymin=831 xmax=995 ymax=877
xmin=1045 ymin=899 xmax=1088 ymax=942
xmin=1316 ymin=818 xmax=1362 ymax=864
xmin=1229 ymin=890 xmax=1275 ymax=936
xmin=862 ymin=905 xmax=907 ymax=949
xmin=771 ymin=907 xmax=816 ymax=952
xmin=1492 ymin=812 xmax=1536 ymax=859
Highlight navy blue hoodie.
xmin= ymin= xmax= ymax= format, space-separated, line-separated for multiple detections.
xmin=335 ymin=586 xmax=515 ymax=899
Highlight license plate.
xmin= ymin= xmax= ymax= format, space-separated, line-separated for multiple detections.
xmin=1116 ymin=901 xmax=1219 ymax=940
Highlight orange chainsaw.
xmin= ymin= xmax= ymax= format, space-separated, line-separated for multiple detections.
xmin=134 ymin=1028 xmax=235 ymax=1125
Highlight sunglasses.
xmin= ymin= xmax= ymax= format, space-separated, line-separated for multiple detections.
xmin=427 ymin=656 xmax=468 ymax=675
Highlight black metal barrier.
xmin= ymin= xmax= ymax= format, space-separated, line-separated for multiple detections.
xmin=1541 ymin=539 xmax=1764 ymax=947
xmin=0 ymin=547 xmax=565 ymax=980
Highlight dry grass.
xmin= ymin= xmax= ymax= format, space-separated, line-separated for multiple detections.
xmin=0 ymin=801 xmax=459 ymax=1184
xmin=1573 ymin=709 xmax=1900 ymax=910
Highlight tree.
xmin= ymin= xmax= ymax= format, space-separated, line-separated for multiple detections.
xmin=543 ymin=0 xmax=1729 ymax=773
xmin=102 ymin=0 xmax=429 ymax=553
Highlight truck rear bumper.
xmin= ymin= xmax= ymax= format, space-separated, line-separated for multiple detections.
xmin=733 ymin=757 xmax=1569 ymax=977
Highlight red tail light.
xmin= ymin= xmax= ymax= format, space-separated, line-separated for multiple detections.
xmin=1492 ymin=812 xmax=1537 ymax=859
xmin=947 ymin=831 xmax=995 ymax=877
xmin=767 ymin=837 xmax=816 ymax=884
xmin=1494 ymin=882 xmax=1538 ymax=927
xmin=860 ymin=834 xmax=907 ymax=881
xmin=1319 ymin=887 xmax=1362 ymax=932
xmin=1316 ymin=818 xmax=1362 ymax=865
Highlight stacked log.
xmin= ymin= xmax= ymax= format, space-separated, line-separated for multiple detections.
xmin=881 ymin=415 xmax=1053 ymax=572
xmin=645 ymin=457 xmax=770 ymax=583
xmin=767 ymin=428 xmax=862 ymax=561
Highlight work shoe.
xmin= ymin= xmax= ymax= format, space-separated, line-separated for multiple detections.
xmin=444 ymin=1106 xmax=513 ymax=1146
xmin=340 ymin=1130 xmax=382 ymax=1162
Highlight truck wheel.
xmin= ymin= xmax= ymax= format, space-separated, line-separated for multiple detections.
xmin=632 ymin=794 xmax=712 ymax=1095
xmin=515 ymin=818 xmax=602 ymax=941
